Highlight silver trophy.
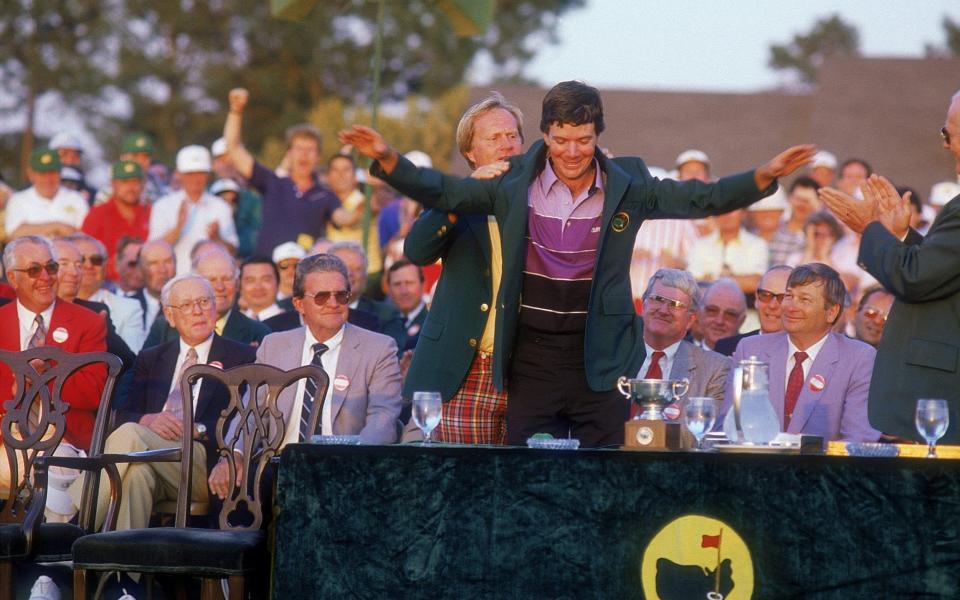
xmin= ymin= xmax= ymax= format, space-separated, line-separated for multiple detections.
xmin=617 ymin=377 xmax=690 ymax=420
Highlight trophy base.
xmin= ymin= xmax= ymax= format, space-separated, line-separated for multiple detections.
xmin=624 ymin=420 xmax=691 ymax=450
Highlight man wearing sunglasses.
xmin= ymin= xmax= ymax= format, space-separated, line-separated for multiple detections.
xmin=851 ymin=287 xmax=893 ymax=349
xmin=209 ymin=253 xmax=403 ymax=497
xmin=0 ymin=236 xmax=108 ymax=462
xmin=714 ymin=265 xmax=793 ymax=356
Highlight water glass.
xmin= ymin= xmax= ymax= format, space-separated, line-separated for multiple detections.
xmin=684 ymin=396 xmax=717 ymax=451
xmin=412 ymin=391 xmax=443 ymax=444
xmin=915 ymin=398 xmax=949 ymax=458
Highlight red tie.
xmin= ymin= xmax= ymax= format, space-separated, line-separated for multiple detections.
xmin=631 ymin=351 xmax=665 ymax=419
xmin=783 ymin=351 xmax=808 ymax=430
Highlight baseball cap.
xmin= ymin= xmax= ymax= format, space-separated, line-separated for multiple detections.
xmin=930 ymin=181 xmax=960 ymax=207
xmin=30 ymin=148 xmax=61 ymax=173
xmin=810 ymin=150 xmax=838 ymax=171
xmin=272 ymin=241 xmax=307 ymax=264
xmin=404 ymin=150 xmax=433 ymax=169
xmin=50 ymin=132 xmax=83 ymax=151
xmin=112 ymin=160 xmax=143 ymax=181
xmin=176 ymin=145 xmax=212 ymax=173
xmin=211 ymin=137 xmax=227 ymax=158
xmin=60 ymin=166 xmax=82 ymax=183
xmin=210 ymin=178 xmax=240 ymax=196
xmin=675 ymin=149 xmax=710 ymax=168
xmin=120 ymin=132 xmax=156 ymax=154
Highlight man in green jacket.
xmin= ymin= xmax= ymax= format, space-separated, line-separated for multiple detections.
xmin=342 ymin=81 xmax=814 ymax=447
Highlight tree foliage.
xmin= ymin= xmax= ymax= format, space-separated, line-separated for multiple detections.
xmin=925 ymin=16 xmax=960 ymax=57
xmin=769 ymin=14 xmax=860 ymax=87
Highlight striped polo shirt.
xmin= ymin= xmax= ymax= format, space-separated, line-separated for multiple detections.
xmin=520 ymin=158 xmax=605 ymax=334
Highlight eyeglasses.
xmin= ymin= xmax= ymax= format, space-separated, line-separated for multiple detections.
xmin=645 ymin=293 xmax=689 ymax=311
xmin=702 ymin=304 xmax=743 ymax=323
xmin=82 ymin=254 xmax=105 ymax=267
xmin=756 ymin=288 xmax=786 ymax=303
xmin=10 ymin=261 xmax=59 ymax=278
xmin=861 ymin=305 xmax=888 ymax=322
xmin=942 ymin=127 xmax=951 ymax=145
xmin=168 ymin=297 xmax=213 ymax=313
xmin=306 ymin=290 xmax=351 ymax=306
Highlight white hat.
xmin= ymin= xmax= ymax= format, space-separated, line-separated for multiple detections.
xmin=675 ymin=149 xmax=710 ymax=168
xmin=404 ymin=150 xmax=433 ymax=169
xmin=272 ymin=241 xmax=307 ymax=264
xmin=810 ymin=150 xmax=838 ymax=171
xmin=60 ymin=166 xmax=83 ymax=183
xmin=50 ymin=132 xmax=83 ymax=151
xmin=210 ymin=137 xmax=227 ymax=158
xmin=175 ymin=145 xmax=212 ymax=173
xmin=748 ymin=186 xmax=788 ymax=211
xmin=930 ymin=181 xmax=960 ymax=207
xmin=647 ymin=166 xmax=670 ymax=180
xmin=210 ymin=178 xmax=240 ymax=196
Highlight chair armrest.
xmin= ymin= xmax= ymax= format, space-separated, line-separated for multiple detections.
xmin=99 ymin=448 xmax=182 ymax=464
xmin=32 ymin=456 xmax=123 ymax=536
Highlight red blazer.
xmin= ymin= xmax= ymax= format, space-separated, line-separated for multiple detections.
xmin=0 ymin=300 xmax=108 ymax=450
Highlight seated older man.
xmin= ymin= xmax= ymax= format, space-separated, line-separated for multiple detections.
xmin=635 ymin=269 xmax=731 ymax=418
xmin=722 ymin=263 xmax=880 ymax=442
xmin=714 ymin=265 xmax=793 ymax=356
xmin=209 ymin=253 xmax=403 ymax=499
xmin=696 ymin=278 xmax=747 ymax=351
xmin=68 ymin=274 xmax=256 ymax=529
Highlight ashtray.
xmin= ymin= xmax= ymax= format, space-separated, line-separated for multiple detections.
xmin=311 ymin=434 xmax=362 ymax=445
xmin=526 ymin=437 xmax=580 ymax=450
xmin=846 ymin=442 xmax=900 ymax=458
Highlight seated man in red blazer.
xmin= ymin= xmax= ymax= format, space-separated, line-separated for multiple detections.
xmin=0 ymin=235 xmax=107 ymax=494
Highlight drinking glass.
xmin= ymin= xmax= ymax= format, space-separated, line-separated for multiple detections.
xmin=412 ymin=391 xmax=443 ymax=444
xmin=916 ymin=399 xmax=949 ymax=458
xmin=684 ymin=396 xmax=717 ymax=451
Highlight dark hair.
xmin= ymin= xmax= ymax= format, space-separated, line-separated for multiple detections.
xmin=857 ymin=285 xmax=891 ymax=311
xmin=804 ymin=211 xmax=844 ymax=242
xmin=240 ymin=256 xmax=280 ymax=285
xmin=387 ymin=258 xmax=424 ymax=284
xmin=293 ymin=253 xmax=351 ymax=299
xmin=897 ymin=186 xmax=923 ymax=213
xmin=787 ymin=263 xmax=847 ymax=323
xmin=789 ymin=175 xmax=820 ymax=193
xmin=115 ymin=235 xmax=144 ymax=263
xmin=539 ymin=81 xmax=605 ymax=134
xmin=327 ymin=153 xmax=355 ymax=170
xmin=840 ymin=158 xmax=872 ymax=177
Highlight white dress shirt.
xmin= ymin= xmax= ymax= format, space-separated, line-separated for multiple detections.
xmin=89 ymin=288 xmax=147 ymax=352
xmin=5 ymin=186 xmax=88 ymax=236
xmin=636 ymin=340 xmax=682 ymax=379
xmin=282 ymin=326 xmax=345 ymax=446
xmin=148 ymin=190 xmax=239 ymax=275
xmin=17 ymin=300 xmax=56 ymax=350
xmin=166 ymin=334 xmax=215 ymax=414
xmin=784 ymin=333 xmax=830 ymax=394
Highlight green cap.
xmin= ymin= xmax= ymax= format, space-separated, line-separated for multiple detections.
xmin=120 ymin=132 xmax=155 ymax=155
xmin=30 ymin=148 xmax=61 ymax=173
xmin=111 ymin=160 xmax=143 ymax=180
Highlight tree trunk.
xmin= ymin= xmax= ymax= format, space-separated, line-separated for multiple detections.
xmin=20 ymin=86 xmax=36 ymax=180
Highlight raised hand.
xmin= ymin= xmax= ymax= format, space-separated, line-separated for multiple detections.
xmin=228 ymin=88 xmax=248 ymax=114
xmin=754 ymin=144 xmax=817 ymax=190
xmin=818 ymin=186 xmax=876 ymax=234
xmin=866 ymin=174 xmax=912 ymax=239
xmin=469 ymin=160 xmax=511 ymax=180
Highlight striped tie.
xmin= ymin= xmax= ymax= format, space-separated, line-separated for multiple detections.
xmin=300 ymin=343 xmax=329 ymax=440
xmin=28 ymin=314 xmax=46 ymax=349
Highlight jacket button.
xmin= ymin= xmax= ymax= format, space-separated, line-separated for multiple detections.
xmin=440 ymin=225 xmax=448 ymax=233
xmin=480 ymin=303 xmax=489 ymax=312
xmin=468 ymin=338 xmax=478 ymax=348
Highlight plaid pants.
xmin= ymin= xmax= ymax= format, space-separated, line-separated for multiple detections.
xmin=434 ymin=352 xmax=507 ymax=445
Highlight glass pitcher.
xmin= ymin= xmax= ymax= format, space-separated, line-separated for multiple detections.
xmin=723 ymin=355 xmax=780 ymax=444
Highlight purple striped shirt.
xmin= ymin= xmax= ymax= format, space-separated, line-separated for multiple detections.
xmin=520 ymin=159 xmax=605 ymax=333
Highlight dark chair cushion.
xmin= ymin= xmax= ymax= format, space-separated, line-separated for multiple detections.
xmin=0 ymin=522 xmax=85 ymax=562
xmin=73 ymin=528 xmax=266 ymax=577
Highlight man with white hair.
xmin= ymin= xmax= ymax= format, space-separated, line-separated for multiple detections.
xmin=149 ymin=145 xmax=239 ymax=274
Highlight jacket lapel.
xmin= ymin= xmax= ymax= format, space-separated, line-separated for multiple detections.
xmin=194 ymin=335 xmax=224 ymax=419
xmin=597 ymin=156 xmax=631 ymax=253
xmin=465 ymin=214 xmax=494 ymax=266
xmin=670 ymin=342 xmax=692 ymax=381
xmin=765 ymin=335 xmax=788 ymax=427
xmin=329 ymin=326 xmax=361 ymax=427
xmin=788 ymin=334 xmax=840 ymax=433
xmin=153 ymin=342 xmax=180 ymax=413
xmin=46 ymin=301 xmax=74 ymax=349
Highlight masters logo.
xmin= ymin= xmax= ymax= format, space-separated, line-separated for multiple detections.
xmin=641 ymin=514 xmax=753 ymax=600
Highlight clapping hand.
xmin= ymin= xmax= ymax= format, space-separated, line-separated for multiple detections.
xmin=818 ymin=186 xmax=876 ymax=234
xmin=864 ymin=174 xmax=911 ymax=239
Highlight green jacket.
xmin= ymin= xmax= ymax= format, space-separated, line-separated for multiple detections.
xmin=375 ymin=140 xmax=772 ymax=392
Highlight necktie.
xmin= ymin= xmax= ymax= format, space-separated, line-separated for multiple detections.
xmin=631 ymin=351 xmax=665 ymax=419
xmin=783 ymin=351 xmax=808 ymax=430
xmin=163 ymin=347 xmax=199 ymax=419
xmin=300 ymin=343 xmax=329 ymax=440
xmin=27 ymin=314 xmax=46 ymax=349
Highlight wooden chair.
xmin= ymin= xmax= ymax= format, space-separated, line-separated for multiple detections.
xmin=71 ymin=362 xmax=328 ymax=600
xmin=0 ymin=348 xmax=123 ymax=600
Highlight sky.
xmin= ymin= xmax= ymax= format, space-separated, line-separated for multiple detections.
xmin=489 ymin=0 xmax=960 ymax=92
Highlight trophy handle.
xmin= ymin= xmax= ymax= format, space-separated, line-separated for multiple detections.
xmin=732 ymin=366 xmax=745 ymax=443
xmin=616 ymin=376 xmax=631 ymax=399
xmin=672 ymin=378 xmax=690 ymax=399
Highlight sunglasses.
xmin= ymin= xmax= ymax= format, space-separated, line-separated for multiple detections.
xmin=942 ymin=127 xmax=951 ymax=145
xmin=11 ymin=261 xmax=59 ymax=278
xmin=861 ymin=306 xmax=888 ymax=322
xmin=306 ymin=290 xmax=350 ymax=306
xmin=83 ymin=254 xmax=105 ymax=267
xmin=756 ymin=288 xmax=786 ymax=303
xmin=644 ymin=293 xmax=688 ymax=311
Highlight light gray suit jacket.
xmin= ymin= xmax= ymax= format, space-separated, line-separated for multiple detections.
xmin=669 ymin=340 xmax=731 ymax=405
xmin=253 ymin=323 xmax=403 ymax=445
xmin=722 ymin=331 xmax=880 ymax=442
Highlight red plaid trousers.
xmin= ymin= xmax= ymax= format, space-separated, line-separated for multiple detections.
xmin=434 ymin=352 xmax=507 ymax=445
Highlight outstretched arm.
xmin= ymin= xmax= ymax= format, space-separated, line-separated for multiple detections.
xmin=224 ymin=88 xmax=255 ymax=180
xmin=753 ymin=144 xmax=817 ymax=191
xmin=339 ymin=125 xmax=398 ymax=174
